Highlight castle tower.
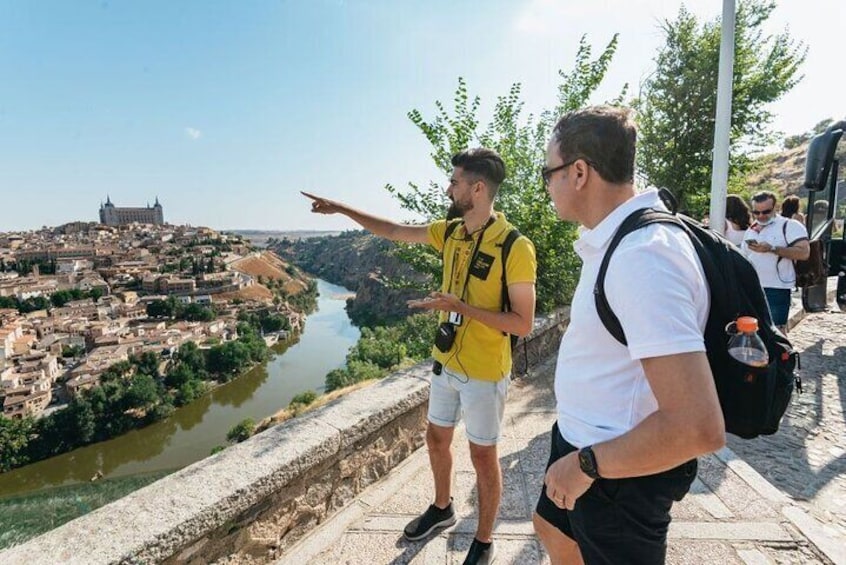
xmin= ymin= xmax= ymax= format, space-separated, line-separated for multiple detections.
xmin=98 ymin=197 xmax=164 ymax=226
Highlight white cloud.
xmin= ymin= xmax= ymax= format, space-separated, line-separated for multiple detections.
xmin=184 ymin=127 xmax=202 ymax=140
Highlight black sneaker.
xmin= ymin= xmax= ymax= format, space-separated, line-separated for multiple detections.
xmin=403 ymin=499 xmax=456 ymax=541
xmin=463 ymin=538 xmax=496 ymax=565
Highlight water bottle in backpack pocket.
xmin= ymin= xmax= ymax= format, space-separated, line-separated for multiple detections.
xmin=726 ymin=316 xmax=768 ymax=367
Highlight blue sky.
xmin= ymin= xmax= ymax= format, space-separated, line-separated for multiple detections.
xmin=1 ymin=0 xmax=842 ymax=232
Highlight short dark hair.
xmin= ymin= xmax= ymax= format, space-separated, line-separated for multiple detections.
xmin=451 ymin=148 xmax=506 ymax=196
xmin=551 ymin=105 xmax=637 ymax=184
xmin=751 ymin=191 xmax=777 ymax=207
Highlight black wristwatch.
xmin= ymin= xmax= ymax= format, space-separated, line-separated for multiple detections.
xmin=578 ymin=446 xmax=601 ymax=479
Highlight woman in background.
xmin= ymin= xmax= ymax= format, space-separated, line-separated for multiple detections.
xmin=781 ymin=194 xmax=805 ymax=224
xmin=724 ymin=194 xmax=751 ymax=246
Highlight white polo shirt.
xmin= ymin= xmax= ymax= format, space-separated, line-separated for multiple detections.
xmin=741 ymin=215 xmax=809 ymax=289
xmin=555 ymin=190 xmax=710 ymax=447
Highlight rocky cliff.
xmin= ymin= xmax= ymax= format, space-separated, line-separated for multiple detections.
xmin=272 ymin=231 xmax=429 ymax=326
xmin=747 ymin=121 xmax=846 ymax=197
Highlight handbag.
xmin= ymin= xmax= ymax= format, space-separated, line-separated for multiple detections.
xmin=795 ymin=238 xmax=826 ymax=287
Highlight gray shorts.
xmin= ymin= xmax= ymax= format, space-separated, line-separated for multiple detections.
xmin=427 ymin=367 xmax=509 ymax=446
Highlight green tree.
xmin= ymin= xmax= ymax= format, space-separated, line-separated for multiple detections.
xmin=395 ymin=312 xmax=439 ymax=359
xmin=17 ymin=296 xmax=51 ymax=313
xmin=226 ymin=418 xmax=255 ymax=443
xmin=0 ymin=417 xmax=34 ymax=472
xmin=348 ymin=326 xmax=406 ymax=368
xmin=123 ymin=374 xmax=160 ymax=413
xmin=325 ymin=367 xmax=352 ymax=392
xmin=147 ymin=299 xmax=174 ymax=318
xmin=61 ymin=344 xmax=85 ymax=359
xmin=289 ymin=390 xmax=318 ymax=407
xmin=175 ymin=379 xmax=205 ymax=406
xmin=260 ymin=313 xmax=289 ymax=333
xmin=68 ymin=398 xmax=97 ymax=445
xmin=132 ymin=350 xmax=161 ymax=378
xmin=176 ymin=341 xmax=207 ymax=374
xmin=207 ymin=341 xmax=252 ymax=380
xmin=386 ymin=36 xmax=623 ymax=312
xmin=164 ymin=363 xmax=196 ymax=388
xmin=51 ymin=290 xmax=73 ymax=307
xmin=635 ymin=1 xmax=805 ymax=217
xmin=182 ymin=303 xmax=215 ymax=322
xmin=325 ymin=359 xmax=384 ymax=392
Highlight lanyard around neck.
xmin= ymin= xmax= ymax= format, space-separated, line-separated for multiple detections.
xmin=447 ymin=216 xmax=494 ymax=300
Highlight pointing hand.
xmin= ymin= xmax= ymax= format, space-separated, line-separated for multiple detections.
xmin=302 ymin=191 xmax=344 ymax=215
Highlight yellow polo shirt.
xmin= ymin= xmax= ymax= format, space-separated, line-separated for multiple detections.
xmin=427 ymin=212 xmax=536 ymax=382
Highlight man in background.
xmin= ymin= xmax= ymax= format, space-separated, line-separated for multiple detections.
xmin=743 ymin=191 xmax=810 ymax=333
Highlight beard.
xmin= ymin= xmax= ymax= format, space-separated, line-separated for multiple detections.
xmin=447 ymin=197 xmax=473 ymax=221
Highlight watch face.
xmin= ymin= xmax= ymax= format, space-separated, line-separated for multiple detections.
xmin=579 ymin=448 xmax=598 ymax=478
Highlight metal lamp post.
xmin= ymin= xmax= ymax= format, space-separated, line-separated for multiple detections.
xmin=708 ymin=0 xmax=736 ymax=235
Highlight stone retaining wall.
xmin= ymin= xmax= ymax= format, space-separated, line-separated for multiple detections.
xmin=0 ymin=309 xmax=569 ymax=564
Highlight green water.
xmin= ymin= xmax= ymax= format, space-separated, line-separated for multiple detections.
xmin=0 ymin=279 xmax=359 ymax=546
xmin=0 ymin=471 xmax=171 ymax=549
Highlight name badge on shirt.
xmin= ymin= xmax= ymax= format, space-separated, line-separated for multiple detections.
xmin=469 ymin=252 xmax=494 ymax=280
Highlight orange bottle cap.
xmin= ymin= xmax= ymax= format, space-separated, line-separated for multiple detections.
xmin=736 ymin=316 xmax=758 ymax=333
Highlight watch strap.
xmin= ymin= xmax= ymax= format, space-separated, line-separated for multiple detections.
xmin=578 ymin=445 xmax=601 ymax=479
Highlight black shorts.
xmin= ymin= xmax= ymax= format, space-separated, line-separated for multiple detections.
xmin=535 ymin=422 xmax=697 ymax=565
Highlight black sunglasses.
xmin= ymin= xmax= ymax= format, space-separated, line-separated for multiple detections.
xmin=541 ymin=159 xmax=577 ymax=186
xmin=541 ymin=158 xmax=599 ymax=186
xmin=751 ymin=208 xmax=774 ymax=216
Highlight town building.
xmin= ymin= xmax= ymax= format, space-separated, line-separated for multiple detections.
xmin=99 ymin=197 xmax=164 ymax=226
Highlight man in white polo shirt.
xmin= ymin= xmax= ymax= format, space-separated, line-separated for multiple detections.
xmin=532 ymin=106 xmax=726 ymax=564
xmin=742 ymin=191 xmax=810 ymax=334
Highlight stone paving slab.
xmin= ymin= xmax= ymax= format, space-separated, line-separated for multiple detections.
xmin=280 ymin=420 xmax=838 ymax=564
xmin=278 ymin=304 xmax=846 ymax=565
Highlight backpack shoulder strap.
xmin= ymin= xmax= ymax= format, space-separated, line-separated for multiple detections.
xmin=499 ymin=228 xmax=521 ymax=313
xmin=595 ymin=208 xmax=684 ymax=346
xmin=779 ymin=219 xmax=793 ymax=271
xmin=440 ymin=220 xmax=462 ymax=257
xmin=500 ymin=227 xmax=521 ymax=346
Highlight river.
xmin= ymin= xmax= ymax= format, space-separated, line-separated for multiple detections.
xmin=0 ymin=279 xmax=360 ymax=499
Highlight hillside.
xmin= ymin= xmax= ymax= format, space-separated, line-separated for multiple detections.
xmin=229 ymin=250 xmax=309 ymax=301
xmin=747 ymin=122 xmax=846 ymax=197
xmin=228 ymin=230 xmax=341 ymax=248
xmin=272 ymin=231 xmax=428 ymax=326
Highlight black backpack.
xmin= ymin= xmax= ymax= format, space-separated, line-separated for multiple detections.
xmin=442 ymin=220 xmax=521 ymax=347
xmin=594 ymin=205 xmax=800 ymax=439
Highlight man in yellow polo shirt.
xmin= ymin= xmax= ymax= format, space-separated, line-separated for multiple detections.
xmin=303 ymin=147 xmax=536 ymax=565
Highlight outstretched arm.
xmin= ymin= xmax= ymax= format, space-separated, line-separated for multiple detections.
xmin=302 ymin=191 xmax=429 ymax=244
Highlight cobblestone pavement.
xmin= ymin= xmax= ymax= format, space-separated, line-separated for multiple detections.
xmin=279 ymin=327 xmax=846 ymax=564
xmin=729 ymin=309 xmax=846 ymax=545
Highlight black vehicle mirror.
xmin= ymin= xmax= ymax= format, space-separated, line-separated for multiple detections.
xmin=804 ymin=124 xmax=844 ymax=191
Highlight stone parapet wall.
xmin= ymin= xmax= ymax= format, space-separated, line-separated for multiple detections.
xmin=0 ymin=308 xmax=569 ymax=564
xmin=512 ymin=307 xmax=570 ymax=378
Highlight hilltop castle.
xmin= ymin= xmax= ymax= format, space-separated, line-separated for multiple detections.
xmin=99 ymin=196 xmax=164 ymax=226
